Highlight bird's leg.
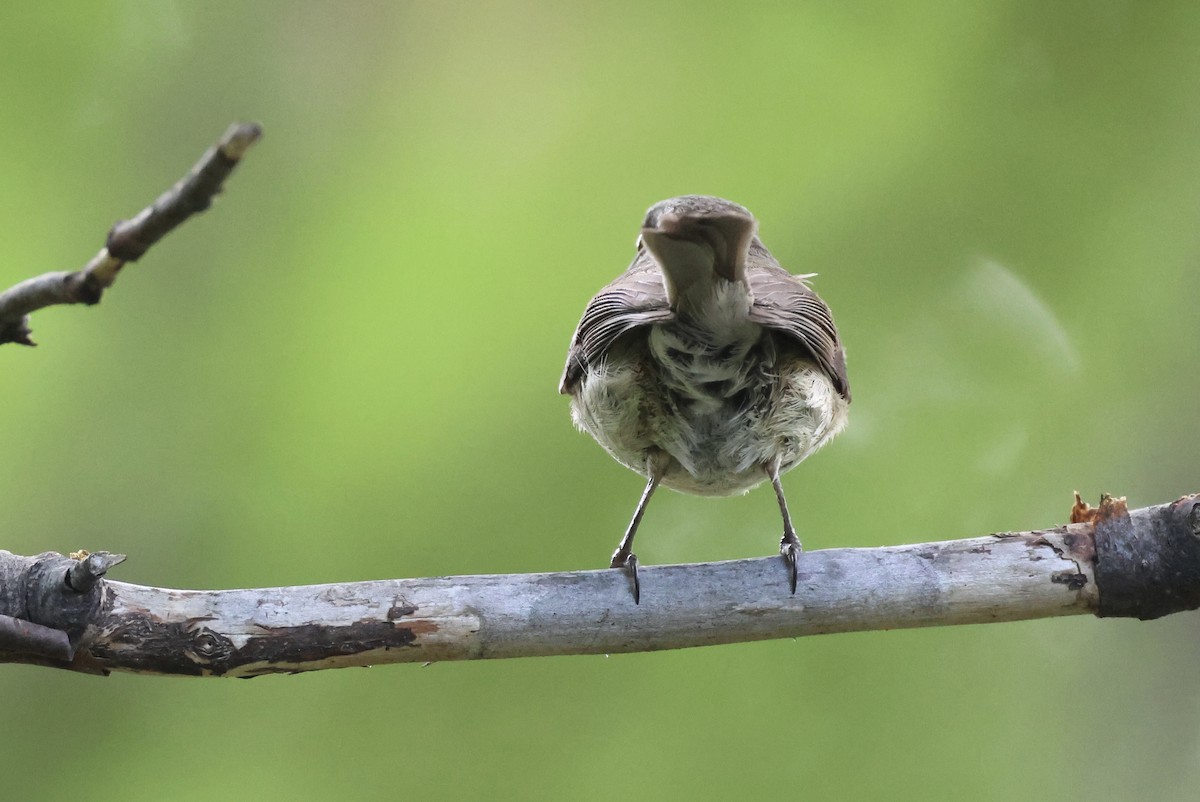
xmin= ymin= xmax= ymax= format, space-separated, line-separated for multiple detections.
xmin=766 ymin=462 xmax=801 ymax=594
xmin=610 ymin=472 xmax=661 ymax=605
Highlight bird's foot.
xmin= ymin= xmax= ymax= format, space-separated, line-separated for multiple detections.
xmin=780 ymin=536 xmax=803 ymax=595
xmin=610 ymin=548 xmax=640 ymax=605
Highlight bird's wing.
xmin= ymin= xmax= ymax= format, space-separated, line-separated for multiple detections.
xmin=746 ymin=244 xmax=851 ymax=401
xmin=559 ymin=250 xmax=673 ymax=394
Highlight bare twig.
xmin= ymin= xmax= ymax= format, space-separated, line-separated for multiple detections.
xmin=0 ymin=122 xmax=262 ymax=346
xmin=0 ymin=614 xmax=72 ymax=661
xmin=0 ymin=493 xmax=1195 ymax=678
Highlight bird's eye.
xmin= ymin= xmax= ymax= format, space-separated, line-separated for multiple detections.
xmin=635 ymin=235 xmax=644 ymax=251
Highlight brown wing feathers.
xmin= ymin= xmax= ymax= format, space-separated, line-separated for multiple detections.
xmin=561 ymin=240 xmax=849 ymax=401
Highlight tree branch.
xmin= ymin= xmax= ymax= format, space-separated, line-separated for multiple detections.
xmin=0 ymin=122 xmax=262 ymax=346
xmin=0 ymin=493 xmax=1195 ymax=677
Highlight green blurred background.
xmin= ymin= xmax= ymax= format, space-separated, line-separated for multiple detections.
xmin=2 ymin=2 xmax=1198 ymax=799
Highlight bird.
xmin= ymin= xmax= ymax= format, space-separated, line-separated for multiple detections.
xmin=559 ymin=195 xmax=850 ymax=603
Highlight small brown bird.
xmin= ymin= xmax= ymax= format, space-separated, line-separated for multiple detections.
xmin=560 ymin=195 xmax=850 ymax=603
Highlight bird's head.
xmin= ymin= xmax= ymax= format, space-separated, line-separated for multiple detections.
xmin=638 ymin=196 xmax=758 ymax=290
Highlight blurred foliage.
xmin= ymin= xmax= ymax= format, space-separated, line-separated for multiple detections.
xmin=1 ymin=2 xmax=1198 ymax=800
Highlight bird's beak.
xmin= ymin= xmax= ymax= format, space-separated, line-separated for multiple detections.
xmin=641 ymin=212 xmax=756 ymax=283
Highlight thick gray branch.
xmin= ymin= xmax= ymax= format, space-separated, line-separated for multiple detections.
xmin=0 ymin=122 xmax=261 ymax=346
xmin=1 ymin=494 xmax=1194 ymax=678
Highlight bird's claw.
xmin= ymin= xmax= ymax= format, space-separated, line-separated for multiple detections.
xmin=780 ymin=538 xmax=802 ymax=595
xmin=611 ymin=549 xmax=640 ymax=605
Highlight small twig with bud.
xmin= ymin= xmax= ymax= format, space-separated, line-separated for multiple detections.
xmin=0 ymin=122 xmax=262 ymax=346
